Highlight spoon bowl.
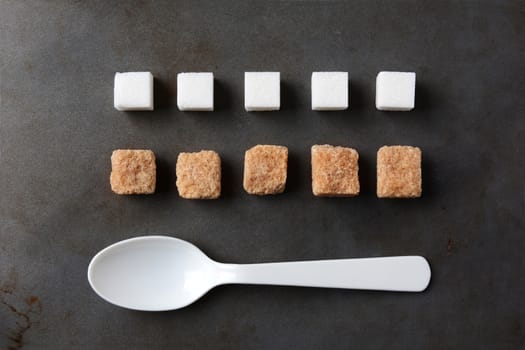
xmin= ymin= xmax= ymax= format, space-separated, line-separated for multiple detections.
xmin=88 ymin=236 xmax=218 ymax=311
xmin=88 ymin=236 xmax=431 ymax=311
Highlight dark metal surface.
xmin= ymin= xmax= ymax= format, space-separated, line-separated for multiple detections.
xmin=1 ymin=1 xmax=524 ymax=349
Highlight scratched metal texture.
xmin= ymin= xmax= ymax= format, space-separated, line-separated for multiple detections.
xmin=1 ymin=1 xmax=524 ymax=349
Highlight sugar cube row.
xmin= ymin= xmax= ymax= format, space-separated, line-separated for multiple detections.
xmin=114 ymin=71 xmax=416 ymax=112
xmin=110 ymin=145 xmax=422 ymax=198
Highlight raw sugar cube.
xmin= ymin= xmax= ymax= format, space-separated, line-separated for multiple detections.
xmin=311 ymin=145 xmax=359 ymax=196
xmin=110 ymin=150 xmax=156 ymax=194
xmin=311 ymin=72 xmax=349 ymax=110
xmin=176 ymin=150 xmax=221 ymax=199
xmin=377 ymin=146 xmax=422 ymax=198
xmin=177 ymin=73 xmax=214 ymax=111
xmin=243 ymin=145 xmax=288 ymax=195
xmin=244 ymin=72 xmax=280 ymax=111
xmin=114 ymin=72 xmax=154 ymax=111
xmin=375 ymin=71 xmax=416 ymax=111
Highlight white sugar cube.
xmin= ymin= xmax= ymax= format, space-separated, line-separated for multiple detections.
xmin=114 ymin=72 xmax=154 ymax=111
xmin=244 ymin=72 xmax=280 ymax=111
xmin=311 ymin=72 xmax=349 ymax=110
xmin=177 ymin=73 xmax=214 ymax=111
xmin=376 ymin=71 xmax=416 ymax=111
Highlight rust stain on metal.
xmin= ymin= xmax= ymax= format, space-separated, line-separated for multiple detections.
xmin=26 ymin=296 xmax=40 ymax=308
xmin=1 ymin=270 xmax=42 ymax=349
xmin=1 ymin=269 xmax=18 ymax=294
xmin=2 ymin=299 xmax=31 ymax=350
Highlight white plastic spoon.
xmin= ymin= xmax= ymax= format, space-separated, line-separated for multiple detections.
xmin=87 ymin=236 xmax=431 ymax=311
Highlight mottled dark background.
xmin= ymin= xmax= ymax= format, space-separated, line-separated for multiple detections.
xmin=1 ymin=1 xmax=524 ymax=349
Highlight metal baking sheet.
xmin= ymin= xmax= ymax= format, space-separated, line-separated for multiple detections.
xmin=1 ymin=1 xmax=523 ymax=349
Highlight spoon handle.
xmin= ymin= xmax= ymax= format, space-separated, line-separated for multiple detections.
xmin=219 ymin=256 xmax=430 ymax=292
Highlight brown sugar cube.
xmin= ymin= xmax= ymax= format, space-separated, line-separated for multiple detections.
xmin=110 ymin=149 xmax=156 ymax=194
xmin=311 ymin=145 xmax=360 ymax=197
xmin=176 ymin=150 xmax=221 ymax=199
xmin=243 ymin=145 xmax=288 ymax=195
xmin=377 ymin=145 xmax=422 ymax=198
